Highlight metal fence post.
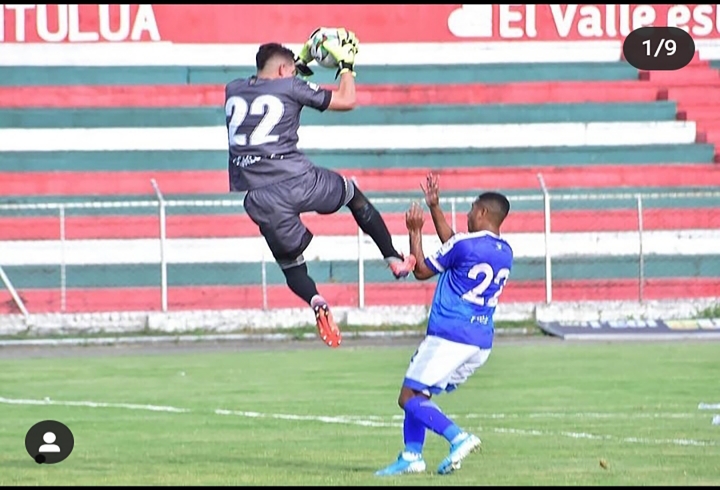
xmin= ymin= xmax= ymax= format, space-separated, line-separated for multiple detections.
xmin=0 ymin=266 xmax=29 ymax=320
xmin=59 ymin=204 xmax=67 ymax=313
xmin=151 ymin=179 xmax=168 ymax=313
xmin=637 ymin=194 xmax=645 ymax=303
xmin=261 ymin=251 xmax=268 ymax=310
xmin=450 ymin=197 xmax=457 ymax=232
xmin=537 ymin=174 xmax=552 ymax=304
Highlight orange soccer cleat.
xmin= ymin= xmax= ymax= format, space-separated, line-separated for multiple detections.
xmin=313 ymin=302 xmax=342 ymax=348
xmin=389 ymin=254 xmax=417 ymax=279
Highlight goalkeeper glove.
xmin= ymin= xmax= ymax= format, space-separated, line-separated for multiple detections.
xmin=323 ymin=33 xmax=360 ymax=79
xmin=294 ymin=38 xmax=315 ymax=78
xmin=336 ymin=28 xmax=359 ymax=52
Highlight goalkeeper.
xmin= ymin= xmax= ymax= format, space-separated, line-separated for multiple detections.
xmin=224 ymin=28 xmax=417 ymax=349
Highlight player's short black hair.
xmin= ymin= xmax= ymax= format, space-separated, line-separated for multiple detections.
xmin=256 ymin=43 xmax=296 ymax=70
xmin=476 ymin=192 xmax=510 ymax=227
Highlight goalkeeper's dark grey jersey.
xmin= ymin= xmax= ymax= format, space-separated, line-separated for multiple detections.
xmin=225 ymin=76 xmax=333 ymax=192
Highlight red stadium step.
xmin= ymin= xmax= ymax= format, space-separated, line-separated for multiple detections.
xmin=353 ymin=81 xmax=661 ymax=106
xmin=660 ymin=85 xmax=720 ymax=104
xmin=639 ymin=69 xmax=720 ymax=84
xmin=696 ymin=123 xmax=720 ymax=132
xmin=696 ymin=128 xmax=720 ymax=148
xmin=676 ymin=105 xmax=720 ymax=122
xmin=656 ymin=61 xmax=720 ymax=162
xmin=2 ymin=278 xmax=719 ymax=314
xmin=3 ymin=164 xmax=720 ymax=196
xmin=0 ymin=170 xmax=226 ymax=195
xmin=0 ymin=85 xmax=225 ymax=109
xmin=0 ymin=81 xmax=663 ymax=109
xmin=339 ymin=165 xmax=720 ymax=192
xmin=690 ymin=122 xmax=720 ymax=154
xmin=2 ymin=208 xmax=719 ymax=241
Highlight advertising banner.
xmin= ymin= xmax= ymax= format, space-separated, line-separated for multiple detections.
xmin=1 ymin=4 xmax=719 ymax=44
xmin=537 ymin=318 xmax=720 ymax=340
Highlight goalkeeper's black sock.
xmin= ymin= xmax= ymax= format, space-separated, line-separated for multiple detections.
xmin=347 ymin=188 xmax=403 ymax=261
xmin=281 ymin=263 xmax=319 ymax=306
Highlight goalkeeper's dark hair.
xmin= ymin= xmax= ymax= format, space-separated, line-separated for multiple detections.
xmin=256 ymin=43 xmax=295 ymax=70
xmin=477 ymin=191 xmax=510 ymax=227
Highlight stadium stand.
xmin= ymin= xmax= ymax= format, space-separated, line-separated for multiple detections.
xmin=1 ymin=53 xmax=720 ymax=314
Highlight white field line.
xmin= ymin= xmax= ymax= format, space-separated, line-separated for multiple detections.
xmin=335 ymin=412 xmax=703 ymax=420
xmin=0 ymin=396 xmax=189 ymax=413
xmin=214 ymin=411 xmax=717 ymax=447
xmin=463 ymin=412 xmax=703 ymax=420
xmin=0 ymin=396 xmax=700 ymax=421
xmin=0 ymin=396 xmax=716 ymax=447
xmin=490 ymin=427 xmax=717 ymax=447
xmin=214 ymin=409 xmax=399 ymax=428
xmin=698 ymin=403 xmax=720 ymax=410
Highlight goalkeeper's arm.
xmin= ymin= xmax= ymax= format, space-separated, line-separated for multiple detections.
xmin=327 ymin=72 xmax=356 ymax=111
xmin=324 ymin=35 xmax=358 ymax=112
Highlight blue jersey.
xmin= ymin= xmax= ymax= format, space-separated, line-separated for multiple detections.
xmin=424 ymin=231 xmax=514 ymax=349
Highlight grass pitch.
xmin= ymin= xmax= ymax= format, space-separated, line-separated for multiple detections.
xmin=0 ymin=338 xmax=718 ymax=486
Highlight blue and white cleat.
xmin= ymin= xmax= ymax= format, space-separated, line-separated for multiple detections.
xmin=375 ymin=452 xmax=426 ymax=476
xmin=437 ymin=433 xmax=482 ymax=475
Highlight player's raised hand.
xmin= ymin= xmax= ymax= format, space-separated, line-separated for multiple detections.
xmin=420 ymin=172 xmax=440 ymax=208
xmin=336 ymin=28 xmax=359 ymax=53
xmin=294 ymin=58 xmax=314 ymax=78
xmin=294 ymin=37 xmax=315 ymax=78
xmin=324 ymin=27 xmax=360 ymax=79
xmin=297 ymin=36 xmax=314 ymax=64
xmin=323 ymin=41 xmax=356 ymax=78
xmin=405 ymin=201 xmax=425 ymax=232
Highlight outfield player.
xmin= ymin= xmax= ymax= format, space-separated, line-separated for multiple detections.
xmin=375 ymin=173 xmax=514 ymax=476
xmin=225 ymin=31 xmax=416 ymax=349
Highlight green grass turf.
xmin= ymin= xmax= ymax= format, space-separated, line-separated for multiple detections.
xmin=0 ymin=340 xmax=718 ymax=485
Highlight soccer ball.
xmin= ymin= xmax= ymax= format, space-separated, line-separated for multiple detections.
xmin=309 ymin=28 xmax=340 ymax=69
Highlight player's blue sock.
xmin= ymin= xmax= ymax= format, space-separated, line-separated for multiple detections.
xmin=402 ymin=412 xmax=425 ymax=455
xmin=404 ymin=396 xmax=458 ymax=441
xmin=442 ymin=424 xmax=465 ymax=444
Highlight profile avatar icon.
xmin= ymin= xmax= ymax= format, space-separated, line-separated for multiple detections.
xmin=38 ymin=432 xmax=61 ymax=453
xmin=25 ymin=420 xmax=74 ymax=464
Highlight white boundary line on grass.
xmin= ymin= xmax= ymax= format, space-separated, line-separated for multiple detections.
xmin=488 ymin=427 xmax=717 ymax=447
xmin=393 ymin=412 xmax=701 ymax=420
xmin=0 ymin=396 xmax=717 ymax=447
xmin=0 ymin=396 xmax=190 ymax=413
xmin=698 ymin=403 xmax=720 ymax=426
xmin=465 ymin=412 xmax=702 ymax=419
xmin=212 ymin=411 xmax=717 ymax=447
xmin=698 ymin=403 xmax=720 ymax=410
xmin=215 ymin=409 xmax=400 ymax=428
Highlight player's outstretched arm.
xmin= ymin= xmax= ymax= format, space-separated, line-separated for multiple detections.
xmin=406 ymin=202 xmax=436 ymax=281
xmin=322 ymin=32 xmax=358 ymax=111
xmin=327 ymin=71 xmax=356 ymax=111
xmin=421 ymin=172 xmax=455 ymax=244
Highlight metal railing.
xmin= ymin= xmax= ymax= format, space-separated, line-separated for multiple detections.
xmin=1 ymin=179 xmax=719 ymax=315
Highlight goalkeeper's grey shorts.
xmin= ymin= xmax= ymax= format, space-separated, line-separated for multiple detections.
xmin=243 ymin=166 xmax=354 ymax=265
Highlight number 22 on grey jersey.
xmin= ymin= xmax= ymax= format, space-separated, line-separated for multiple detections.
xmin=224 ymin=76 xmax=333 ymax=192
